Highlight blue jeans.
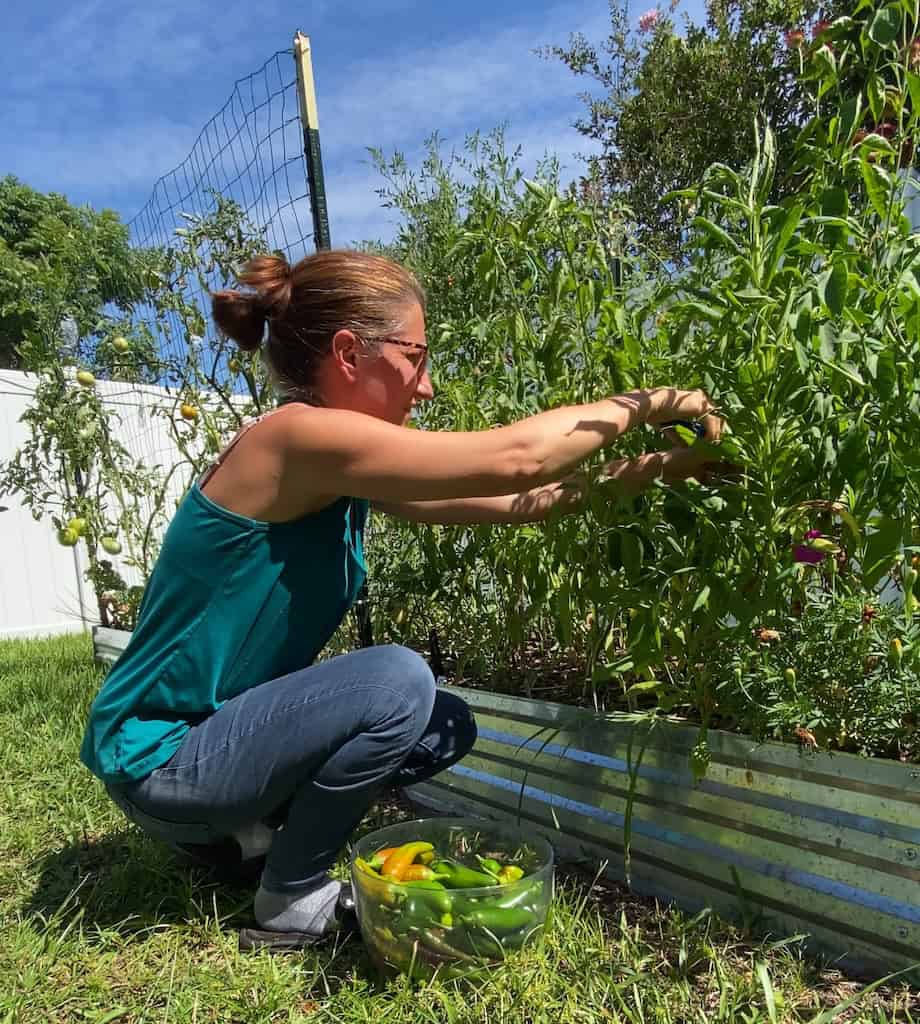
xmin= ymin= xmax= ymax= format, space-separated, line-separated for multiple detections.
xmin=105 ymin=645 xmax=476 ymax=893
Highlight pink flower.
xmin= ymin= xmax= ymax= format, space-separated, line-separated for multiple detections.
xmin=638 ymin=8 xmax=661 ymax=33
xmin=793 ymin=529 xmax=825 ymax=564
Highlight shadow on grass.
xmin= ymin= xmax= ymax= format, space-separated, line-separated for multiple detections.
xmin=17 ymin=793 xmax=424 ymax=992
xmin=23 ymin=826 xmax=259 ymax=936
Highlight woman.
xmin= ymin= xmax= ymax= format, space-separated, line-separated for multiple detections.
xmin=80 ymin=249 xmax=721 ymax=952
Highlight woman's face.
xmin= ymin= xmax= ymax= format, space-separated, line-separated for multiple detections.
xmin=350 ymin=301 xmax=434 ymax=425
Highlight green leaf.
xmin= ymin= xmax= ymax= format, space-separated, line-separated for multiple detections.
xmin=691 ymin=216 xmax=743 ymax=257
xmin=837 ymin=94 xmax=863 ymax=143
xmin=907 ymin=72 xmax=920 ymax=118
xmin=626 ymin=679 xmax=664 ymax=695
xmin=820 ymin=263 xmax=848 ymax=316
xmin=794 ymin=340 xmax=809 ymax=373
xmin=837 ymin=426 xmax=869 ymax=487
xmin=621 ymin=531 xmax=643 ymax=584
xmin=819 ymin=322 xmax=836 ymax=361
xmin=594 ymin=656 xmax=634 ymax=682
xmin=680 ymin=300 xmax=725 ymax=324
xmin=861 ymin=157 xmax=893 ymax=221
xmin=820 ymin=186 xmax=848 ymax=219
xmin=868 ymin=5 xmax=900 ymax=47
xmin=691 ymin=585 xmax=711 ymax=613
xmin=763 ymin=204 xmax=803 ymax=286
xmin=862 ymin=516 xmax=903 ymax=590
xmin=867 ymin=73 xmax=886 ymax=123
xmin=756 ymin=962 xmax=778 ymax=1024
xmin=875 ymin=347 xmax=897 ymax=399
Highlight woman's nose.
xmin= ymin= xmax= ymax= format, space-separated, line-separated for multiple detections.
xmin=415 ymin=368 xmax=434 ymax=401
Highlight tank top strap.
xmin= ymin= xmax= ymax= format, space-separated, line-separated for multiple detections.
xmin=197 ymin=403 xmax=301 ymax=489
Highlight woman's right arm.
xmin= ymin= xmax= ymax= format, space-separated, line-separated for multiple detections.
xmin=280 ymin=387 xmax=718 ymax=504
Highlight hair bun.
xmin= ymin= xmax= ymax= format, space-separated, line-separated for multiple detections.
xmin=210 ymin=291 xmax=266 ymax=351
xmin=210 ymin=254 xmax=295 ymax=351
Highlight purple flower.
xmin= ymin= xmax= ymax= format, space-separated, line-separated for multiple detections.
xmin=638 ymin=8 xmax=661 ymax=32
xmin=793 ymin=529 xmax=825 ymax=564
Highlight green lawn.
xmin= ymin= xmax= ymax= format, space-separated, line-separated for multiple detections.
xmin=0 ymin=633 xmax=916 ymax=1024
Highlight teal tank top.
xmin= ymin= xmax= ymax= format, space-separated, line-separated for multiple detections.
xmin=80 ymin=412 xmax=368 ymax=785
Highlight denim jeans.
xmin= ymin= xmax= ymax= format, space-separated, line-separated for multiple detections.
xmin=105 ymin=644 xmax=477 ymax=893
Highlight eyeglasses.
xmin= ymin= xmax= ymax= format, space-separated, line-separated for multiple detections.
xmin=377 ymin=336 xmax=430 ymax=374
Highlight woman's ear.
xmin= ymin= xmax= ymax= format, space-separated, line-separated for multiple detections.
xmin=331 ymin=329 xmax=360 ymax=375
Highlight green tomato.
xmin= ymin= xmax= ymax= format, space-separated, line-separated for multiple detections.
xmin=100 ymin=536 xmax=122 ymax=555
xmin=76 ymin=370 xmax=96 ymax=388
xmin=112 ymin=336 xmax=130 ymax=353
xmin=57 ymin=528 xmax=79 ymax=547
xmin=67 ymin=517 xmax=87 ymax=536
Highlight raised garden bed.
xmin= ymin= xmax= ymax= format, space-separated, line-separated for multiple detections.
xmin=407 ymin=685 xmax=920 ymax=983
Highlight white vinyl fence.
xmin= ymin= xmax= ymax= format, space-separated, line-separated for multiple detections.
xmin=0 ymin=370 xmax=201 ymax=640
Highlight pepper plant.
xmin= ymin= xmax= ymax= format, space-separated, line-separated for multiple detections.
xmin=367 ymin=3 xmax=920 ymax=761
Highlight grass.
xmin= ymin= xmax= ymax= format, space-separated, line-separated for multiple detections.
xmin=0 ymin=633 xmax=917 ymax=1024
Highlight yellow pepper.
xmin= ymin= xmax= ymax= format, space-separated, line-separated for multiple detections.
xmin=381 ymin=841 xmax=435 ymax=880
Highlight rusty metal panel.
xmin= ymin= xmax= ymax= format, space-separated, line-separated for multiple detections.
xmin=407 ymin=685 xmax=920 ymax=981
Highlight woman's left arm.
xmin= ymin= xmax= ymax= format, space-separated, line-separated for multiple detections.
xmin=372 ymin=477 xmax=586 ymax=525
xmin=373 ymin=447 xmax=725 ymax=525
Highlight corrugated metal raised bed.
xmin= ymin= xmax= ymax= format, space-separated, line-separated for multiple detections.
xmin=407 ymin=685 xmax=920 ymax=982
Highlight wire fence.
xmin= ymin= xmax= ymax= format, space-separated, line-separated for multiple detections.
xmin=127 ymin=46 xmax=316 ymax=373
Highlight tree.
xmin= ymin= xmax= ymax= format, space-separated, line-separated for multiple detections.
xmin=546 ymin=0 xmax=851 ymax=265
xmin=0 ymin=176 xmax=152 ymax=371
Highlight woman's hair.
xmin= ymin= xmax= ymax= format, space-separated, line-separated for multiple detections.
xmin=211 ymin=249 xmax=426 ymax=404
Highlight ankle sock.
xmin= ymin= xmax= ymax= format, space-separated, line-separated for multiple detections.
xmin=254 ymin=876 xmax=342 ymax=935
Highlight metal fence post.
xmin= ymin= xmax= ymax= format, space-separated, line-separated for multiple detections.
xmin=293 ymin=32 xmax=374 ymax=649
xmin=293 ymin=32 xmax=331 ymax=251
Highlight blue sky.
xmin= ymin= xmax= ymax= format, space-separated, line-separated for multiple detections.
xmin=2 ymin=0 xmax=707 ymax=250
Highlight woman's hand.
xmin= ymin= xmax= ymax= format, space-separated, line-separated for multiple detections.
xmin=658 ymin=446 xmax=739 ymax=486
xmin=602 ymin=446 xmax=740 ymax=495
xmin=641 ymin=387 xmax=723 ymax=442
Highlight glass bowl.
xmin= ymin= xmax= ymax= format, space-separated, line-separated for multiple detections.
xmin=351 ymin=816 xmax=554 ymax=981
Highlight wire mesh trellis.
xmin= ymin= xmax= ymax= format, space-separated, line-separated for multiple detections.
xmin=127 ymin=46 xmax=319 ymax=373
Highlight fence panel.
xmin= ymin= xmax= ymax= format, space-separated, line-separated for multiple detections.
xmin=0 ymin=370 xmax=203 ymax=639
xmin=0 ymin=371 xmax=88 ymax=638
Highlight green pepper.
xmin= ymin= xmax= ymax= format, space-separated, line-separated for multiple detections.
xmin=355 ymin=856 xmax=382 ymax=877
xmin=414 ymin=927 xmax=482 ymax=963
xmin=354 ymin=857 xmax=399 ymax=905
xmin=497 ymin=865 xmax=524 ymax=884
xmin=475 ymin=855 xmax=502 ymax=876
xmin=449 ymin=878 xmax=541 ymax=918
xmin=490 ymin=878 xmax=542 ymax=909
xmin=400 ymin=879 xmax=453 ymax=916
xmin=489 ymin=920 xmax=546 ymax=951
xmin=457 ymin=904 xmax=536 ymax=933
xmin=430 ymin=858 xmax=498 ymax=889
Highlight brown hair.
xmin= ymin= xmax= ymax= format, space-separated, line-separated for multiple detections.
xmin=211 ymin=249 xmax=426 ymax=404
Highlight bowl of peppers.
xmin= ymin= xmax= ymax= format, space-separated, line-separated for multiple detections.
xmin=351 ymin=816 xmax=554 ymax=981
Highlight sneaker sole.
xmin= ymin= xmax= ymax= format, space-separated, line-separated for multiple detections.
xmin=238 ymin=920 xmax=356 ymax=952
